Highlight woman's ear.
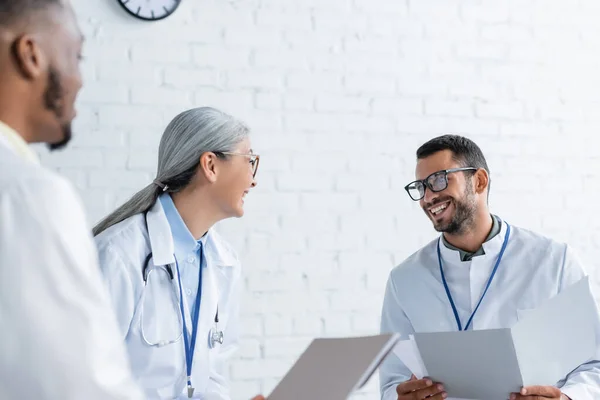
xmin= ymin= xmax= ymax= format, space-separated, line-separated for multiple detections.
xmin=474 ymin=168 xmax=489 ymax=195
xmin=199 ymin=152 xmax=218 ymax=183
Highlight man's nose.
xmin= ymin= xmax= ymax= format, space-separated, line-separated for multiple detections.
xmin=422 ymin=185 xmax=438 ymax=206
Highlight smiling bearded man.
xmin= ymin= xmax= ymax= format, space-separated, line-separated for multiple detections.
xmin=378 ymin=134 xmax=600 ymax=400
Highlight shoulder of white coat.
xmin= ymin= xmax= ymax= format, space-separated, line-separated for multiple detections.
xmin=94 ymin=213 xmax=148 ymax=272
xmin=0 ymin=162 xmax=97 ymax=269
xmin=3 ymin=162 xmax=88 ymax=227
xmin=509 ymin=223 xmax=568 ymax=256
xmin=388 ymin=238 xmax=439 ymax=284
xmin=507 ymin=223 xmax=584 ymax=279
xmin=2 ymin=157 xmax=76 ymax=200
xmin=94 ymin=213 xmax=146 ymax=250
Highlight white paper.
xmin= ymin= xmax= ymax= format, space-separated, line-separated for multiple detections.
xmin=392 ymin=336 xmax=428 ymax=379
xmin=512 ymin=276 xmax=597 ymax=386
xmin=415 ymin=329 xmax=523 ymax=399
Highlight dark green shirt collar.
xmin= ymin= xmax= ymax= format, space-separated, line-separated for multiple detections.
xmin=441 ymin=214 xmax=500 ymax=262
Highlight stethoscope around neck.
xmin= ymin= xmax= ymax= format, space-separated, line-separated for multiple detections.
xmin=139 ymin=251 xmax=224 ymax=349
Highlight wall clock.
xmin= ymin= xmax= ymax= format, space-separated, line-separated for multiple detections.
xmin=117 ymin=0 xmax=182 ymax=21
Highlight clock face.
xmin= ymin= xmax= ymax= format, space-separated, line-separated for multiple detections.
xmin=117 ymin=0 xmax=181 ymax=21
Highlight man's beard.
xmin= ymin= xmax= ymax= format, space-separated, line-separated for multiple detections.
xmin=429 ymin=185 xmax=477 ymax=235
xmin=44 ymin=67 xmax=72 ymax=151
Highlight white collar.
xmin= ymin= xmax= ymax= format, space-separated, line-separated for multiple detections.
xmin=145 ymin=199 xmax=237 ymax=268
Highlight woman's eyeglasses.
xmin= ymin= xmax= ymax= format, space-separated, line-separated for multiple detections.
xmin=216 ymin=151 xmax=260 ymax=178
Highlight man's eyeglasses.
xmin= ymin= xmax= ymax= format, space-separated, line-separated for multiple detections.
xmin=216 ymin=151 xmax=260 ymax=178
xmin=404 ymin=167 xmax=477 ymax=201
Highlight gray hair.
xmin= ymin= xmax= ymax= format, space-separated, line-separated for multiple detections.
xmin=93 ymin=107 xmax=250 ymax=236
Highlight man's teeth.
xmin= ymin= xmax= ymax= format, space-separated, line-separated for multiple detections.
xmin=431 ymin=203 xmax=448 ymax=215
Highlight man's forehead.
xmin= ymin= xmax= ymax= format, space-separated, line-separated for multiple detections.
xmin=415 ymin=151 xmax=460 ymax=178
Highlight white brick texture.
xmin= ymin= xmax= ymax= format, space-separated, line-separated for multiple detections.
xmin=38 ymin=0 xmax=600 ymax=398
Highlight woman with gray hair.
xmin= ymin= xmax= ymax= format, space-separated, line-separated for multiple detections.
xmin=93 ymin=107 xmax=260 ymax=400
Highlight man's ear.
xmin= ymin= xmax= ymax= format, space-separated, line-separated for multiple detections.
xmin=12 ymin=34 xmax=46 ymax=80
xmin=199 ymin=152 xmax=218 ymax=183
xmin=474 ymin=168 xmax=489 ymax=195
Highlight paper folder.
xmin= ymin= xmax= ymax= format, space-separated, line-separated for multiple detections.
xmin=267 ymin=333 xmax=400 ymax=400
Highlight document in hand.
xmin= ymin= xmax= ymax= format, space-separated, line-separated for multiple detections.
xmin=394 ymin=276 xmax=599 ymax=400
xmin=267 ymin=333 xmax=400 ymax=400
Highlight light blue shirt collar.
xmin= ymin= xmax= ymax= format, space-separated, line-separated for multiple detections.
xmin=159 ymin=193 xmax=206 ymax=261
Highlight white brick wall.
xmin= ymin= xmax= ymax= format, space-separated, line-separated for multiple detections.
xmin=38 ymin=0 xmax=600 ymax=398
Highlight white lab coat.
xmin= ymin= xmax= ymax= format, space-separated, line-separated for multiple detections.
xmin=0 ymin=136 xmax=143 ymax=398
xmin=380 ymin=218 xmax=600 ymax=400
xmin=94 ymin=198 xmax=241 ymax=400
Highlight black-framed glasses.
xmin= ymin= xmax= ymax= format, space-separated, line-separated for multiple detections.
xmin=216 ymin=151 xmax=260 ymax=178
xmin=404 ymin=167 xmax=477 ymax=201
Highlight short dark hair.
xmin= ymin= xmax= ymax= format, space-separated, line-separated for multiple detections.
xmin=417 ymin=134 xmax=489 ymax=172
xmin=0 ymin=0 xmax=62 ymax=27
xmin=417 ymin=134 xmax=491 ymax=195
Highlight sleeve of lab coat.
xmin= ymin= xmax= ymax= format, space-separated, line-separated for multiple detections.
xmin=557 ymin=244 xmax=600 ymax=400
xmin=379 ymin=271 xmax=414 ymax=400
xmin=0 ymin=174 xmax=143 ymax=400
xmin=205 ymin=261 xmax=242 ymax=400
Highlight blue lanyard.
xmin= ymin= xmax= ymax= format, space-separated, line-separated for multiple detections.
xmin=437 ymin=223 xmax=511 ymax=331
xmin=175 ymin=243 xmax=203 ymax=397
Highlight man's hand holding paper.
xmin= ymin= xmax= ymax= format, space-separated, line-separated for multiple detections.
xmin=396 ymin=375 xmax=447 ymax=400
xmin=510 ymin=386 xmax=570 ymax=400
